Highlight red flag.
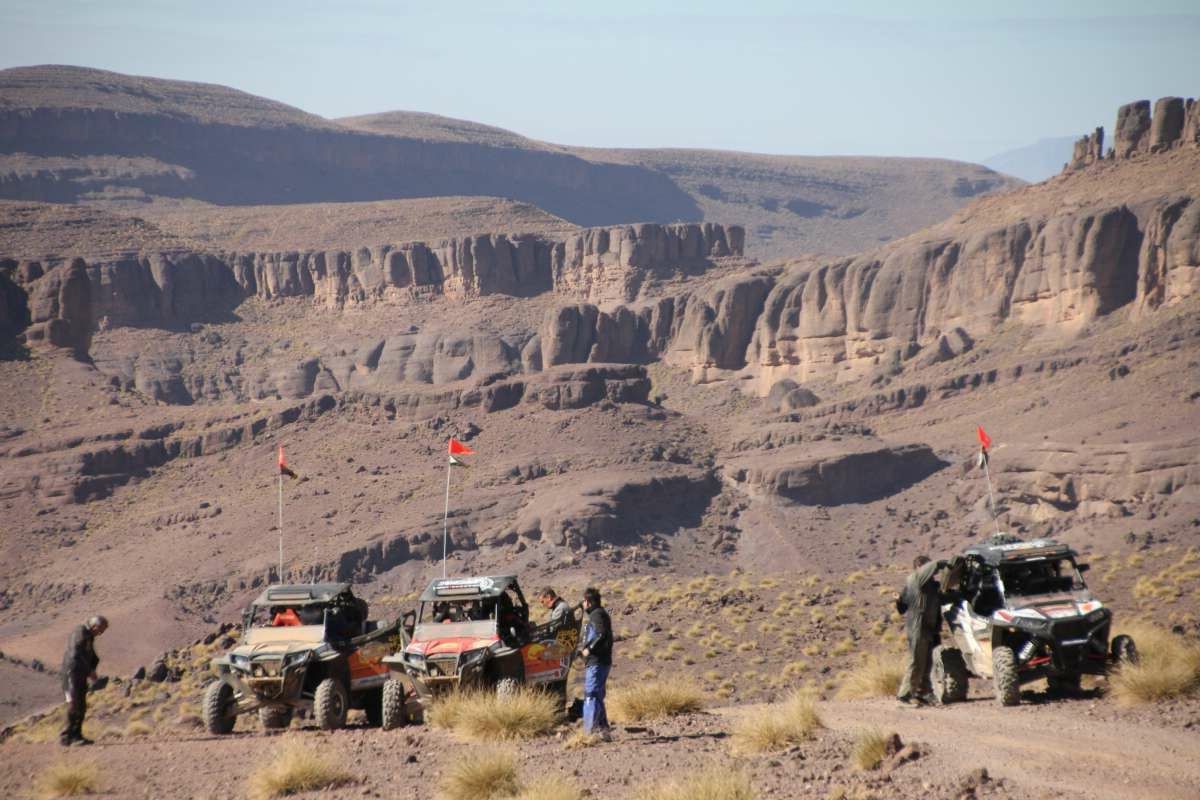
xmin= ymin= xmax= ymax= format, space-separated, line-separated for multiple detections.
xmin=448 ymin=438 xmax=475 ymax=456
xmin=976 ymin=426 xmax=992 ymax=451
xmin=278 ymin=446 xmax=298 ymax=479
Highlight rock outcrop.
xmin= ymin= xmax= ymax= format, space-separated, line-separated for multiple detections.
xmin=1066 ymin=127 xmax=1104 ymax=171
xmin=1114 ymin=100 xmax=1153 ymax=159
xmin=1067 ymin=96 xmax=1198 ymax=173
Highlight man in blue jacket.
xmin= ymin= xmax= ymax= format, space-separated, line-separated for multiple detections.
xmin=579 ymin=587 xmax=612 ymax=739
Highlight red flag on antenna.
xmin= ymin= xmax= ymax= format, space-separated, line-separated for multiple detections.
xmin=976 ymin=426 xmax=992 ymax=451
xmin=448 ymin=438 xmax=475 ymax=456
xmin=278 ymin=446 xmax=298 ymax=479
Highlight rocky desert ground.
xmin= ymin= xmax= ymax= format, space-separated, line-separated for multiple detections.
xmin=1 ymin=65 xmax=1199 ymax=800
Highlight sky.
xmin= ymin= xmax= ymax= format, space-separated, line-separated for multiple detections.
xmin=1 ymin=0 xmax=1197 ymax=162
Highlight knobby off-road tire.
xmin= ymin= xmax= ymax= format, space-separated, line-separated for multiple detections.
xmin=992 ymin=646 xmax=1020 ymax=706
xmin=496 ymin=677 xmax=519 ymax=697
xmin=1111 ymin=635 xmax=1139 ymax=666
xmin=363 ymin=688 xmax=383 ymax=727
xmin=931 ymin=645 xmax=969 ymax=704
xmin=203 ymin=680 xmax=237 ymax=735
xmin=258 ymin=705 xmax=293 ymax=730
xmin=314 ymin=678 xmax=349 ymax=731
xmin=381 ymin=679 xmax=409 ymax=730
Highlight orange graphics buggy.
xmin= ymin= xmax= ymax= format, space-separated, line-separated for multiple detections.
xmin=380 ymin=575 xmax=581 ymax=728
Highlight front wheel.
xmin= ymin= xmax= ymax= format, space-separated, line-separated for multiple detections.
xmin=992 ymin=646 xmax=1020 ymax=707
xmin=382 ymin=679 xmax=409 ymax=730
xmin=203 ymin=680 xmax=237 ymax=735
xmin=1111 ymin=635 xmax=1139 ymax=667
xmin=314 ymin=678 xmax=349 ymax=731
xmin=495 ymin=677 xmax=519 ymax=697
xmin=931 ymin=645 xmax=969 ymax=704
xmin=258 ymin=705 xmax=293 ymax=730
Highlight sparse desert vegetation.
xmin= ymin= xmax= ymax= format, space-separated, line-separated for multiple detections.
xmin=246 ymin=740 xmax=353 ymax=800
xmin=836 ymin=652 xmax=904 ymax=700
xmin=438 ymin=750 xmax=581 ymax=800
xmin=609 ymin=680 xmax=705 ymax=722
xmin=637 ymin=767 xmax=755 ymax=800
xmin=429 ymin=688 xmax=559 ymax=741
xmin=1109 ymin=622 xmax=1200 ymax=704
xmin=850 ymin=728 xmax=890 ymax=771
xmin=730 ymin=690 xmax=823 ymax=754
xmin=33 ymin=760 xmax=101 ymax=799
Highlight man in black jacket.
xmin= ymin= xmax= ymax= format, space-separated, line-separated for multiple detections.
xmin=60 ymin=615 xmax=107 ymax=746
xmin=579 ymin=587 xmax=612 ymax=739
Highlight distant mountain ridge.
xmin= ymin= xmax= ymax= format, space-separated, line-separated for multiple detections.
xmin=983 ymin=136 xmax=1076 ymax=183
xmin=0 ymin=65 xmax=1022 ymax=259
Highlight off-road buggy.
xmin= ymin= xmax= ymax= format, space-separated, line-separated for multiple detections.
xmin=933 ymin=535 xmax=1138 ymax=706
xmin=379 ymin=575 xmax=581 ymax=728
xmin=203 ymin=583 xmax=409 ymax=733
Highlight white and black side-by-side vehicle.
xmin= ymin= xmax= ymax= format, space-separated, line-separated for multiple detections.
xmin=203 ymin=583 xmax=410 ymax=734
xmin=933 ymin=535 xmax=1139 ymax=706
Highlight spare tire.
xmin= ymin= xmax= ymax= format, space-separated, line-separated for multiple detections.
xmin=931 ymin=645 xmax=969 ymax=704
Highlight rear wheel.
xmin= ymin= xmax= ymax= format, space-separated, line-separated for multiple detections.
xmin=496 ymin=677 xmax=519 ymax=697
xmin=992 ymin=646 xmax=1020 ymax=707
xmin=314 ymin=678 xmax=349 ymax=731
xmin=203 ymin=680 xmax=237 ymax=735
xmin=382 ymin=679 xmax=409 ymax=730
xmin=1111 ymin=635 xmax=1139 ymax=667
xmin=931 ymin=646 xmax=969 ymax=704
xmin=258 ymin=705 xmax=293 ymax=730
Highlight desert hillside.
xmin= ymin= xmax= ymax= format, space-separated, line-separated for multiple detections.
xmin=0 ymin=65 xmax=1021 ymax=259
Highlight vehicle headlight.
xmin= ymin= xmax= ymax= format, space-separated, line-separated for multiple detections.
xmin=230 ymin=655 xmax=250 ymax=670
xmin=460 ymin=648 xmax=488 ymax=667
xmin=1086 ymin=609 xmax=1108 ymax=623
xmin=283 ymin=652 xmax=310 ymax=668
xmin=405 ymin=653 xmax=425 ymax=667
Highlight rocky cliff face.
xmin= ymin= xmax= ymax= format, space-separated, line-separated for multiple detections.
xmin=1067 ymin=95 xmax=1198 ymax=171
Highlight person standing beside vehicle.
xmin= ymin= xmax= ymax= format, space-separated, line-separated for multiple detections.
xmin=59 ymin=615 xmax=108 ymax=746
xmin=579 ymin=587 xmax=612 ymax=739
xmin=895 ymin=556 xmax=946 ymax=706
xmin=539 ymin=587 xmax=571 ymax=625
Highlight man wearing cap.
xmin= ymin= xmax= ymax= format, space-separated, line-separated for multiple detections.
xmin=60 ymin=615 xmax=107 ymax=746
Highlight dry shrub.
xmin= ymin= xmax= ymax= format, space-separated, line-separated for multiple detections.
xmin=34 ymin=760 xmax=101 ymax=799
xmin=730 ymin=690 xmax=822 ymax=754
xmin=638 ymin=768 xmax=754 ymax=800
xmin=439 ymin=750 xmax=520 ymax=800
xmin=123 ymin=720 xmax=153 ymax=738
xmin=851 ymin=728 xmax=889 ymax=770
xmin=429 ymin=688 xmax=558 ymax=741
xmin=1109 ymin=623 xmax=1200 ymax=704
xmin=246 ymin=740 xmax=353 ymax=800
xmin=563 ymin=730 xmax=601 ymax=750
xmin=512 ymin=776 xmax=583 ymax=800
xmin=609 ymin=680 xmax=705 ymax=722
xmin=836 ymin=652 xmax=903 ymax=699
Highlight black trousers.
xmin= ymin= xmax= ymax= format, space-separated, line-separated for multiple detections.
xmin=60 ymin=677 xmax=87 ymax=742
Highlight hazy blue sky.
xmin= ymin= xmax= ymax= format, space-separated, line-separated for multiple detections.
xmin=1 ymin=1 xmax=1197 ymax=162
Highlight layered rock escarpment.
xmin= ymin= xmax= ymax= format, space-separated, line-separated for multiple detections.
xmin=3 ymin=222 xmax=744 ymax=350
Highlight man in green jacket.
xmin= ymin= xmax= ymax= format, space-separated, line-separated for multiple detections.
xmin=895 ymin=556 xmax=946 ymax=706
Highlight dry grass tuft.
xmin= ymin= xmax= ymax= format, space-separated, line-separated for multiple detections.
xmin=609 ymin=680 xmax=705 ymax=722
xmin=637 ymin=767 xmax=755 ymax=800
xmin=429 ymin=688 xmax=559 ymax=741
xmin=439 ymin=750 xmax=521 ymax=800
xmin=563 ymin=730 xmax=602 ymax=750
xmin=730 ymin=690 xmax=823 ymax=754
xmin=1109 ymin=623 xmax=1200 ymax=704
xmin=247 ymin=741 xmax=353 ymax=800
xmin=836 ymin=653 xmax=903 ymax=699
xmin=511 ymin=776 xmax=584 ymax=800
xmin=851 ymin=728 xmax=889 ymax=771
xmin=34 ymin=760 xmax=101 ymax=799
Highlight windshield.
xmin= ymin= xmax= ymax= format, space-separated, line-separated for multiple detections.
xmin=998 ymin=558 xmax=1085 ymax=597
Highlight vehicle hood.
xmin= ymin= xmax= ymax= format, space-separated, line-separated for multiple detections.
xmin=1006 ymin=590 xmax=1102 ymax=619
xmin=405 ymin=636 xmax=497 ymax=658
xmin=228 ymin=641 xmax=319 ymax=659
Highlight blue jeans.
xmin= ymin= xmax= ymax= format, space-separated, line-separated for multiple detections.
xmin=583 ymin=663 xmax=610 ymax=733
